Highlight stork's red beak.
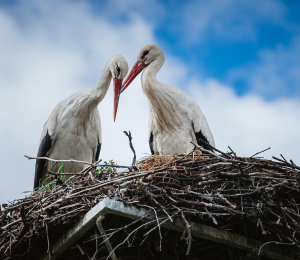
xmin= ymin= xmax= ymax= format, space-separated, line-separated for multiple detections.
xmin=113 ymin=78 xmax=122 ymax=121
xmin=121 ymin=60 xmax=147 ymax=93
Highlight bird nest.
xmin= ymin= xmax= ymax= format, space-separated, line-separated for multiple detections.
xmin=1 ymin=144 xmax=300 ymax=260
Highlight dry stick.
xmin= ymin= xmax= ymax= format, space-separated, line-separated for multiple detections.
xmin=141 ymin=211 xmax=179 ymax=246
xmin=106 ymin=218 xmax=163 ymax=260
xmin=250 ymin=147 xmax=271 ymax=158
xmin=222 ymin=180 xmax=288 ymax=197
xmin=83 ymin=214 xmax=152 ymax=245
xmin=76 ymin=244 xmax=85 ymax=255
xmin=1 ymin=219 xmax=22 ymax=230
xmin=139 ymin=204 xmax=162 ymax=251
xmin=48 ymin=206 xmax=88 ymax=223
xmin=59 ymin=203 xmax=84 ymax=211
xmin=205 ymin=162 xmax=232 ymax=170
xmin=174 ymin=197 xmax=243 ymax=215
xmin=257 ymin=241 xmax=295 ymax=255
xmin=91 ymin=245 xmax=98 ymax=260
xmin=197 ymin=139 xmax=231 ymax=158
xmin=24 ymin=156 xmax=94 ymax=166
xmin=280 ymin=154 xmax=289 ymax=163
xmin=3 ymin=201 xmax=35 ymax=212
xmin=273 ymin=156 xmax=300 ymax=171
xmin=66 ymin=168 xmax=167 ymax=199
xmin=228 ymin=146 xmax=237 ymax=157
xmin=146 ymin=189 xmax=173 ymax=222
xmin=9 ymin=231 xmax=11 ymax=256
xmin=181 ymin=211 xmax=192 ymax=256
xmin=25 ymin=155 xmax=131 ymax=169
xmin=216 ymin=193 xmax=236 ymax=209
xmin=77 ymin=159 xmax=101 ymax=177
xmin=191 ymin=142 xmax=227 ymax=162
xmin=124 ymin=131 xmax=136 ymax=166
xmin=47 ymin=171 xmax=84 ymax=176
xmin=45 ymin=221 xmax=51 ymax=260
xmin=95 ymin=164 xmax=132 ymax=169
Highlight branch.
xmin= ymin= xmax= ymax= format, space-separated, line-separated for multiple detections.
xmin=24 ymin=156 xmax=94 ymax=166
xmin=124 ymin=131 xmax=136 ymax=166
xmin=250 ymin=147 xmax=271 ymax=158
xmin=197 ymin=139 xmax=231 ymax=158
xmin=191 ymin=142 xmax=227 ymax=162
xmin=25 ymin=156 xmax=131 ymax=169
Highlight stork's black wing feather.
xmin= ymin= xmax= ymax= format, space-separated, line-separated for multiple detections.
xmin=149 ymin=132 xmax=154 ymax=155
xmin=192 ymin=122 xmax=213 ymax=152
xmin=95 ymin=139 xmax=101 ymax=162
xmin=34 ymin=130 xmax=52 ymax=189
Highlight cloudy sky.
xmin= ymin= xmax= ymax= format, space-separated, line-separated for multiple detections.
xmin=1 ymin=0 xmax=300 ymax=204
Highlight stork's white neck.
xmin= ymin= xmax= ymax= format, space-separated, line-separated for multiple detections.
xmin=90 ymin=65 xmax=112 ymax=103
xmin=72 ymin=64 xmax=112 ymax=122
xmin=141 ymin=57 xmax=164 ymax=94
xmin=141 ymin=58 xmax=180 ymax=132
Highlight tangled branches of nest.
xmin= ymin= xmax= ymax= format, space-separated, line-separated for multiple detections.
xmin=0 ymin=144 xmax=300 ymax=259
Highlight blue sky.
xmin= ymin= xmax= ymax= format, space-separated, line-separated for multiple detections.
xmin=86 ymin=0 xmax=300 ymax=99
xmin=0 ymin=0 xmax=300 ymax=203
xmin=2 ymin=0 xmax=300 ymax=100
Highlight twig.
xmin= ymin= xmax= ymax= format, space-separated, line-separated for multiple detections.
xmin=250 ymin=147 xmax=271 ymax=158
xmin=146 ymin=189 xmax=173 ymax=222
xmin=138 ymin=204 xmax=162 ymax=251
xmin=273 ymin=156 xmax=300 ymax=170
xmin=47 ymin=171 xmax=84 ymax=176
xmin=197 ymin=139 xmax=231 ymax=158
xmin=124 ymin=131 xmax=136 ymax=166
xmin=106 ymin=218 xmax=162 ymax=260
xmin=66 ymin=169 xmax=166 ymax=199
xmin=1 ymin=219 xmax=22 ymax=230
xmin=45 ymin=221 xmax=51 ymax=260
xmin=228 ymin=146 xmax=237 ymax=157
xmin=76 ymin=244 xmax=85 ymax=255
xmin=181 ymin=212 xmax=192 ymax=255
xmin=25 ymin=156 xmax=131 ymax=169
xmin=24 ymin=155 xmax=95 ymax=166
xmin=191 ymin=142 xmax=227 ymax=161
xmin=257 ymin=241 xmax=295 ymax=255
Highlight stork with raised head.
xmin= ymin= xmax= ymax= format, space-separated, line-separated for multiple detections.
xmin=33 ymin=55 xmax=128 ymax=189
xmin=117 ymin=44 xmax=215 ymax=155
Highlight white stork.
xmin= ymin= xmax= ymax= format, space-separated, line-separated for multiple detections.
xmin=117 ymin=44 xmax=215 ymax=155
xmin=33 ymin=55 xmax=128 ymax=189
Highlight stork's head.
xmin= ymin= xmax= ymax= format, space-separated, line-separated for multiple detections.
xmin=121 ymin=44 xmax=164 ymax=94
xmin=137 ymin=44 xmax=164 ymax=66
xmin=108 ymin=54 xmax=129 ymax=121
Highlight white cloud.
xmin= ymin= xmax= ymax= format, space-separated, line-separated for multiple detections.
xmin=189 ymin=79 xmax=300 ymax=163
xmin=228 ymin=37 xmax=300 ymax=99
xmin=183 ymin=0 xmax=288 ymax=42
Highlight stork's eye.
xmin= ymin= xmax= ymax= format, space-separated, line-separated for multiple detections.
xmin=141 ymin=50 xmax=150 ymax=59
xmin=116 ymin=65 xmax=120 ymax=76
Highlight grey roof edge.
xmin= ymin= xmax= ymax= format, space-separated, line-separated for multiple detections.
xmin=36 ymin=198 xmax=295 ymax=260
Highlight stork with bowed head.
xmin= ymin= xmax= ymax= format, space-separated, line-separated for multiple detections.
xmin=117 ymin=44 xmax=215 ymax=155
xmin=33 ymin=54 xmax=128 ymax=189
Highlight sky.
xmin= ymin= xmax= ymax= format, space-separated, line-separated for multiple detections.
xmin=0 ymin=0 xmax=300 ymax=204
